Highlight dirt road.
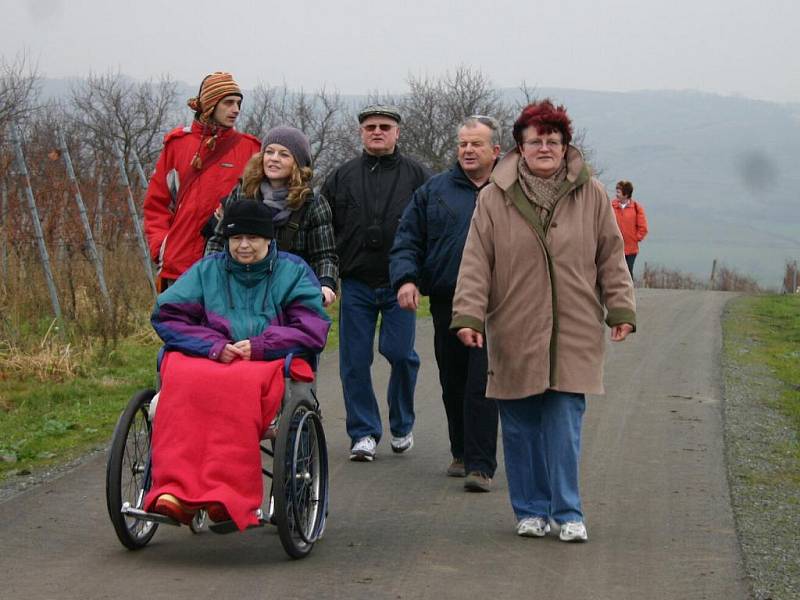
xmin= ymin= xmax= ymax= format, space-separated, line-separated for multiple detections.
xmin=0 ymin=289 xmax=750 ymax=599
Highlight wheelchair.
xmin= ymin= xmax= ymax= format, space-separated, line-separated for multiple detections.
xmin=105 ymin=354 xmax=329 ymax=559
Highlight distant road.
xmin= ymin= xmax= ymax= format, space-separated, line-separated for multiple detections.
xmin=0 ymin=289 xmax=750 ymax=600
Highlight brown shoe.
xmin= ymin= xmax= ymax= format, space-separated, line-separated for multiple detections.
xmin=447 ymin=458 xmax=466 ymax=477
xmin=153 ymin=493 xmax=196 ymax=525
xmin=464 ymin=471 xmax=492 ymax=492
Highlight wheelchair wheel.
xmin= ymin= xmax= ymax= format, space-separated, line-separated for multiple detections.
xmin=273 ymin=386 xmax=329 ymax=559
xmin=106 ymin=389 xmax=158 ymax=549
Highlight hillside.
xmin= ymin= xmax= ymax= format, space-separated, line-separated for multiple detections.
xmin=524 ymin=88 xmax=800 ymax=287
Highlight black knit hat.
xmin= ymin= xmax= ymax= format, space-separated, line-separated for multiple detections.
xmin=221 ymin=201 xmax=274 ymax=239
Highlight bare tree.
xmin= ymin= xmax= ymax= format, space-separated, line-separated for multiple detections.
xmin=69 ymin=71 xmax=178 ymax=174
xmin=239 ymin=84 xmax=355 ymax=185
xmin=0 ymin=53 xmax=40 ymax=131
xmin=392 ymin=66 xmax=514 ymax=171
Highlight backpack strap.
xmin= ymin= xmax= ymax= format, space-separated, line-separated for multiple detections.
xmin=277 ymin=199 xmax=311 ymax=251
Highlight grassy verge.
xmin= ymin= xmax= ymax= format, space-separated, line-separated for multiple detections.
xmin=0 ymin=329 xmax=162 ymax=481
xmin=724 ymin=293 xmax=800 ymax=455
xmin=0 ymin=295 xmax=431 ymax=483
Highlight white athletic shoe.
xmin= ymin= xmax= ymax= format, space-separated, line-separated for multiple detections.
xmin=390 ymin=432 xmax=414 ymax=454
xmin=558 ymin=521 xmax=588 ymax=542
xmin=350 ymin=436 xmax=377 ymax=461
xmin=516 ymin=517 xmax=551 ymax=537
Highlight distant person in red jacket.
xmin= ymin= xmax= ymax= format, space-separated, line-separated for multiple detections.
xmin=611 ymin=180 xmax=648 ymax=279
xmin=143 ymin=71 xmax=261 ymax=291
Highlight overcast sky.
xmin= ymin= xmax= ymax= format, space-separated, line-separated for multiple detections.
xmin=2 ymin=0 xmax=797 ymax=103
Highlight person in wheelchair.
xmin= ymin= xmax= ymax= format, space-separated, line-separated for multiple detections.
xmin=144 ymin=200 xmax=331 ymax=532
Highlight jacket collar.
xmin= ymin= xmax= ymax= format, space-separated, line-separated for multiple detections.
xmin=491 ymin=145 xmax=591 ymax=193
xmin=224 ymin=240 xmax=277 ymax=286
xmin=451 ymin=160 xmax=496 ymax=191
xmin=191 ymin=118 xmax=236 ymax=139
xmin=361 ymin=147 xmax=401 ymax=169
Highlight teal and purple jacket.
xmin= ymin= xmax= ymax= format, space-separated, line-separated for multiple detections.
xmin=151 ymin=242 xmax=331 ymax=361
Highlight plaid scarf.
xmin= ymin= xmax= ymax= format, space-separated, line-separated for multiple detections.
xmin=517 ymin=155 xmax=567 ymax=226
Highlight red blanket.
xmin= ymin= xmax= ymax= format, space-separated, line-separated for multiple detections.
xmin=143 ymin=352 xmax=313 ymax=531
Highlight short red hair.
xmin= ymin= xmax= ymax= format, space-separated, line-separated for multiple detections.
xmin=512 ymin=99 xmax=573 ymax=147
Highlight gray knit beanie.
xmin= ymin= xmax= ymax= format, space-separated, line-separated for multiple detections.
xmin=261 ymin=126 xmax=312 ymax=168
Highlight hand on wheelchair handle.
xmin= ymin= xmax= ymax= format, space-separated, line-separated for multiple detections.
xmin=321 ymin=286 xmax=336 ymax=307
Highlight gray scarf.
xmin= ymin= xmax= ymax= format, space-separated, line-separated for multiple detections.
xmin=259 ymin=182 xmax=292 ymax=226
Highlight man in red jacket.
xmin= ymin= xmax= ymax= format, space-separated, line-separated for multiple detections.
xmin=611 ymin=180 xmax=649 ymax=279
xmin=143 ymin=71 xmax=261 ymax=290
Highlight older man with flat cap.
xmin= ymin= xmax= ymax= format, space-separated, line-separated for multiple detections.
xmin=143 ymin=71 xmax=260 ymax=290
xmin=322 ymin=105 xmax=431 ymax=461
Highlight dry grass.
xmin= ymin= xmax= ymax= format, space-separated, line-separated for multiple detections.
xmin=0 ymin=335 xmax=86 ymax=382
xmin=0 ymin=244 xmax=155 ymax=351
xmin=640 ymin=261 xmax=761 ymax=292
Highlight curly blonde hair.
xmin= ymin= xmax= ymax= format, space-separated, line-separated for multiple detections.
xmin=240 ymin=152 xmax=313 ymax=209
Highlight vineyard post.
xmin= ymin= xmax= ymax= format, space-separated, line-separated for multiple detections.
xmin=9 ymin=124 xmax=62 ymax=320
xmin=112 ymin=140 xmax=157 ymax=298
xmin=130 ymin=147 xmax=149 ymax=191
xmin=0 ymin=178 xmax=8 ymax=287
xmin=709 ymin=258 xmax=717 ymax=291
xmin=93 ymin=170 xmax=105 ymax=265
xmin=57 ymin=129 xmax=112 ymax=313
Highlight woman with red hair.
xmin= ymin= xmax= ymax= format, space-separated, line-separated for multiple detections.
xmin=451 ymin=100 xmax=636 ymax=542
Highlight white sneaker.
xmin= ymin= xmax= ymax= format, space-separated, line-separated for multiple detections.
xmin=558 ymin=521 xmax=588 ymax=542
xmin=516 ymin=517 xmax=550 ymax=537
xmin=350 ymin=436 xmax=377 ymax=461
xmin=390 ymin=432 xmax=414 ymax=454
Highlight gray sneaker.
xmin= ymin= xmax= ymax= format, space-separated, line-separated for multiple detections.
xmin=558 ymin=520 xmax=588 ymax=542
xmin=464 ymin=471 xmax=492 ymax=492
xmin=517 ymin=517 xmax=550 ymax=537
xmin=390 ymin=432 xmax=414 ymax=454
xmin=349 ymin=436 xmax=377 ymax=461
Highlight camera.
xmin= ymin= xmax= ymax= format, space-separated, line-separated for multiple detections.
xmin=364 ymin=224 xmax=383 ymax=250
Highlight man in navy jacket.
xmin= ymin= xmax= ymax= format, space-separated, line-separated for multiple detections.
xmin=390 ymin=116 xmax=501 ymax=492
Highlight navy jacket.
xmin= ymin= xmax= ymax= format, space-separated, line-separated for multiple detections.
xmin=390 ymin=162 xmax=488 ymax=300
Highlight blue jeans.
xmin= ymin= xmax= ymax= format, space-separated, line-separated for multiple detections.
xmin=339 ymin=278 xmax=419 ymax=445
xmin=498 ymin=390 xmax=586 ymax=523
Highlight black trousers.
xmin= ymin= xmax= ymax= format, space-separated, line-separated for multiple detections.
xmin=430 ymin=297 xmax=498 ymax=476
xmin=625 ymin=253 xmax=637 ymax=278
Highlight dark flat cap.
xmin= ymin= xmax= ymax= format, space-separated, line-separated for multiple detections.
xmin=357 ymin=104 xmax=402 ymax=124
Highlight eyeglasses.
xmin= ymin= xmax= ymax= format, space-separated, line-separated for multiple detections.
xmin=362 ymin=123 xmax=395 ymax=132
xmin=522 ymin=138 xmax=563 ymax=149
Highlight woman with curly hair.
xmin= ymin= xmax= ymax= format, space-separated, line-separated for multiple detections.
xmin=451 ymin=100 xmax=636 ymax=542
xmin=206 ymin=126 xmax=338 ymax=306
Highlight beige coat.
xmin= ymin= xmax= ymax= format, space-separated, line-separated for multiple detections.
xmin=451 ymin=147 xmax=636 ymax=399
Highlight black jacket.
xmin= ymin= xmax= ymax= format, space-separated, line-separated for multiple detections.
xmin=322 ymin=148 xmax=431 ymax=288
xmin=389 ymin=162 xmax=488 ymax=300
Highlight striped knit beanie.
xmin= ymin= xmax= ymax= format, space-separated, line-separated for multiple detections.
xmin=187 ymin=72 xmax=243 ymax=124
